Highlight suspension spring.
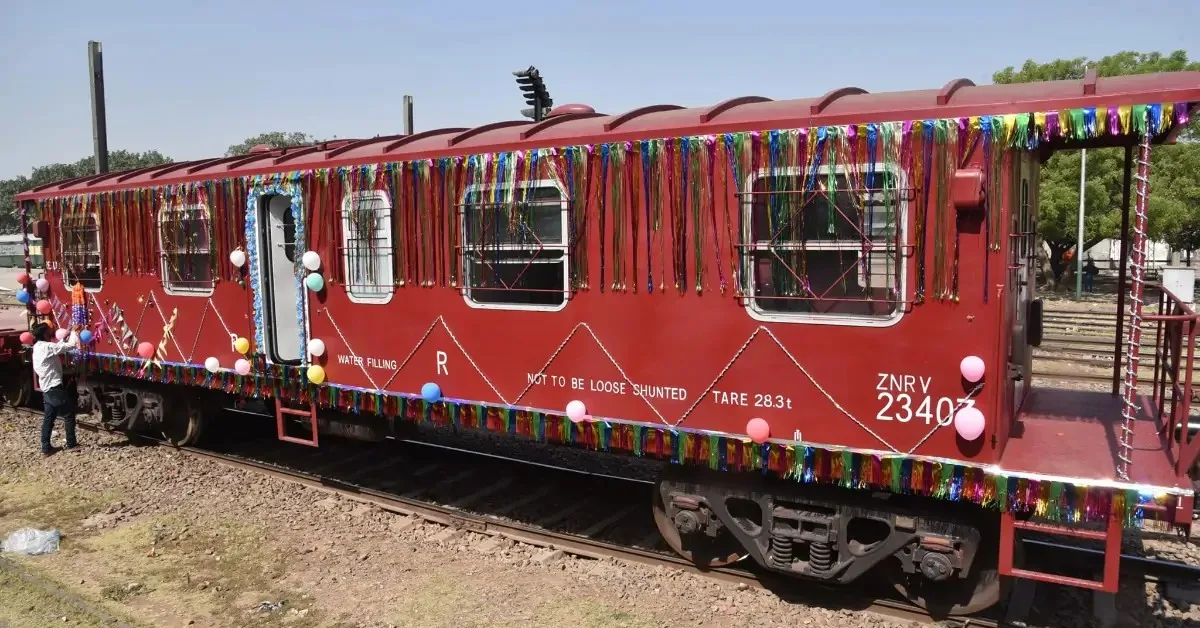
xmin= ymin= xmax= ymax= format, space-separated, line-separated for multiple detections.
xmin=809 ymin=541 xmax=834 ymax=573
xmin=105 ymin=398 xmax=126 ymax=427
xmin=768 ymin=532 xmax=794 ymax=569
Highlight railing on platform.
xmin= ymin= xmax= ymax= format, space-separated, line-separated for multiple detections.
xmin=1146 ymin=285 xmax=1200 ymax=480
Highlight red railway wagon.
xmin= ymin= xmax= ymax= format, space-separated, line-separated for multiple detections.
xmin=12 ymin=71 xmax=1200 ymax=615
xmin=0 ymin=305 xmax=32 ymax=406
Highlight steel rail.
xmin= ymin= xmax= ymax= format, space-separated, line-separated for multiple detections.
xmin=55 ymin=415 xmax=994 ymax=626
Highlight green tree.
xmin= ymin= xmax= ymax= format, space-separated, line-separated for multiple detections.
xmin=225 ymin=132 xmax=316 ymax=157
xmin=994 ymin=50 xmax=1200 ymax=286
xmin=0 ymin=149 xmax=172 ymax=233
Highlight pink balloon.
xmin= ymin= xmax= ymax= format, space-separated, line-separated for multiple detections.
xmin=35 ymin=300 xmax=51 ymax=315
xmin=746 ymin=417 xmax=771 ymax=444
xmin=136 ymin=342 xmax=154 ymax=359
xmin=566 ymin=400 xmax=587 ymax=423
xmin=35 ymin=278 xmax=49 ymax=292
xmin=954 ymin=406 xmax=986 ymax=441
xmin=19 ymin=332 xmax=33 ymax=346
xmin=15 ymin=271 xmax=29 ymax=285
xmin=55 ymin=328 xmax=68 ymax=341
xmin=960 ymin=355 xmax=985 ymax=383
xmin=234 ymin=359 xmax=251 ymax=375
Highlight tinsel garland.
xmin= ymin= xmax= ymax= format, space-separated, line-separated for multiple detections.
xmin=83 ymin=352 xmax=1184 ymax=528
xmin=31 ymin=102 xmax=1190 ymax=306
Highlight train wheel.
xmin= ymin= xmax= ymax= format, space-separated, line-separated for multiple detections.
xmin=885 ymin=528 xmax=1018 ymax=616
xmin=2 ymin=369 xmax=32 ymax=409
xmin=651 ymin=467 xmax=744 ymax=569
xmin=161 ymin=398 xmax=206 ymax=447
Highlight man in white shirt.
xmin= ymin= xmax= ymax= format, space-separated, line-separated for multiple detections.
xmin=31 ymin=323 xmax=80 ymax=456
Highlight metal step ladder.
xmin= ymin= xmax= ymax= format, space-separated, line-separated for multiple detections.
xmin=275 ymin=397 xmax=319 ymax=447
xmin=999 ymin=511 xmax=1122 ymax=592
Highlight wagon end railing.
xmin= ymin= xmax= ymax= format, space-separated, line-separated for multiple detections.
xmin=1146 ymin=285 xmax=1200 ymax=480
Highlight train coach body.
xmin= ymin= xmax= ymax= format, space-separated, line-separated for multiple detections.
xmin=13 ymin=71 xmax=1200 ymax=613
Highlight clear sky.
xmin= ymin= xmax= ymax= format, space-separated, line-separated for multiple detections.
xmin=1 ymin=0 xmax=1196 ymax=180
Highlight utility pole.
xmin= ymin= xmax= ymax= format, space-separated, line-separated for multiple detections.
xmin=513 ymin=66 xmax=552 ymax=121
xmin=1075 ymin=148 xmax=1087 ymax=300
xmin=402 ymin=95 xmax=414 ymax=135
xmin=88 ymin=41 xmax=109 ymax=174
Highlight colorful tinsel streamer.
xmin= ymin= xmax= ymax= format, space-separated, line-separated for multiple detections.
xmin=82 ymin=354 xmax=1173 ymax=528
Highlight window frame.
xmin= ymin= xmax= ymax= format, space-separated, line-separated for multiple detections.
xmin=59 ymin=210 xmax=103 ymax=292
xmin=339 ymin=190 xmax=395 ymax=305
xmin=460 ymin=178 xmax=570 ymax=313
xmin=158 ymin=202 xmax=215 ymax=297
xmin=741 ymin=164 xmax=908 ymax=328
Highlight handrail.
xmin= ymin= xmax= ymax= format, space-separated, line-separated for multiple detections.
xmin=1146 ymin=284 xmax=1200 ymax=480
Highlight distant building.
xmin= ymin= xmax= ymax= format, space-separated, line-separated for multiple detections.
xmin=0 ymin=233 xmax=42 ymax=268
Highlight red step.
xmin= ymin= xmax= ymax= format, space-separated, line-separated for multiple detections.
xmin=1000 ymin=512 xmax=1122 ymax=592
xmin=275 ymin=398 xmax=318 ymax=447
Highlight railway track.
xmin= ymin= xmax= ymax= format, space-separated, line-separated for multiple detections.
xmin=17 ymin=404 xmax=1189 ymax=626
xmin=1034 ymin=307 xmax=1200 ymax=389
xmin=35 ymin=407 xmax=989 ymax=625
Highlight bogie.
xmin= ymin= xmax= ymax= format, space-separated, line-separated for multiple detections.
xmin=90 ymin=380 xmax=209 ymax=447
xmin=653 ymin=465 xmax=1004 ymax=615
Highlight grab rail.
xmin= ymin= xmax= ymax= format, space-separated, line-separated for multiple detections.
xmin=1146 ymin=285 xmax=1200 ymax=479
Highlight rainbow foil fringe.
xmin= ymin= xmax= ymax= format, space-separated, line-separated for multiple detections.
xmin=83 ymin=355 xmax=1170 ymax=528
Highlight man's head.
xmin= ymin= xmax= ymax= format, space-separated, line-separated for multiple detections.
xmin=31 ymin=323 xmax=52 ymax=342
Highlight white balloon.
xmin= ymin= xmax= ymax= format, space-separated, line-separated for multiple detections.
xmin=229 ymin=250 xmax=246 ymax=268
xmin=301 ymin=251 xmax=321 ymax=272
xmin=204 ymin=357 xmax=220 ymax=373
xmin=308 ymin=338 xmax=326 ymax=357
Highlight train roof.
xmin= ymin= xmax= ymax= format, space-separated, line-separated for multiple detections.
xmin=17 ymin=71 xmax=1200 ymax=202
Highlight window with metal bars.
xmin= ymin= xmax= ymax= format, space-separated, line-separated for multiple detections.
xmin=460 ymin=182 xmax=569 ymax=310
xmin=340 ymin=191 xmax=394 ymax=302
xmin=159 ymin=204 xmax=214 ymax=296
xmin=741 ymin=166 xmax=905 ymax=323
xmin=61 ymin=212 xmax=102 ymax=290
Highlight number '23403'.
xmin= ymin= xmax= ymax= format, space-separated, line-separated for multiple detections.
xmin=875 ymin=392 xmax=973 ymax=426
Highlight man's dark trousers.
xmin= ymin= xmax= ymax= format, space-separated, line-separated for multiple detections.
xmin=41 ymin=386 xmax=78 ymax=453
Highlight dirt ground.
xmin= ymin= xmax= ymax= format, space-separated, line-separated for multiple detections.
xmin=0 ymin=409 xmax=936 ymax=628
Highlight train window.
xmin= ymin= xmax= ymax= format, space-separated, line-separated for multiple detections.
xmin=340 ymin=191 xmax=394 ymax=303
xmin=741 ymin=166 xmax=904 ymax=325
xmin=460 ymin=182 xmax=568 ymax=311
xmin=60 ymin=212 xmax=102 ymax=291
xmin=158 ymin=204 xmax=214 ymax=296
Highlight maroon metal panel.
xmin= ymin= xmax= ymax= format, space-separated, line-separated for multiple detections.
xmin=83 ymin=171 xmax=130 ymax=187
xmin=520 ymin=112 xmax=606 ymax=140
xmin=150 ymin=160 xmax=205 ymax=179
xmin=182 ymin=158 xmax=231 ymax=173
xmin=325 ymin=135 xmax=407 ymax=159
xmin=603 ymin=104 xmax=685 ymax=131
xmin=699 ymin=96 xmax=773 ymax=123
xmin=224 ymin=153 xmax=275 ymax=171
xmin=30 ymin=173 xmax=101 ymax=193
xmin=447 ymin=121 xmax=531 ymax=147
xmin=810 ymin=87 xmax=868 ymax=115
xmin=383 ymin=128 xmax=468 ymax=153
xmin=936 ymin=78 xmax=975 ymax=105
xmin=1083 ymin=68 xmax=1099 ymax=95
xmin=116 ymin=164 xmax=170 ymax=182
xmin=273 ymin=147 xmax=322 ymax=165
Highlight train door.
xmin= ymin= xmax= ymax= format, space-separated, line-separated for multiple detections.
xmin=1009 ymin=154 xmax=1038 ymax=411
xmin=258 ymin=194 xmax=304 ymax=364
